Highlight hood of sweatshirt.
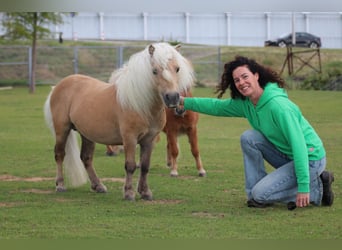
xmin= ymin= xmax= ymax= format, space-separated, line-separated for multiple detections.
xmin=255 ymin=83 xmax=288 ymax=110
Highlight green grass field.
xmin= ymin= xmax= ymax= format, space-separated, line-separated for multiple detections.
xmin=0 ymin=85 xmax=341 ymax=239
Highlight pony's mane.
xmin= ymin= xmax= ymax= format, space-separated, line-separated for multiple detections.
xmin=109 ymin=42 xmax=195 ymax=119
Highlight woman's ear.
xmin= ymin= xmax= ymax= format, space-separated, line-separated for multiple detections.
xmin=254 ymin=72 xmax=259 ymax=81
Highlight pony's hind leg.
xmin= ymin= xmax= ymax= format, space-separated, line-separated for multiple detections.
xmin=80 ymin=135 xmax=107 ymax=193
xmin=188 ymin=127 xmax=206 ymax=177
xmin=55 ymin=137 xmax=68 ymax=192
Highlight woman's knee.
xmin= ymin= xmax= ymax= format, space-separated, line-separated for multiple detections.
xmin=240 ymin=130 xmax=263 ymax=146
xmin=251 ymin=184 xmax=266 ymax=202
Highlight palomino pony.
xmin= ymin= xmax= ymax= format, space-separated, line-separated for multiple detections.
xmin=44 ymin=42 xmax=195 ymax=201
xmin=163 ymin=90 xmax=206 ymax=177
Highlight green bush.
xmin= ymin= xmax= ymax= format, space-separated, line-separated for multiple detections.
xmin=302 ymin=66 xmax=342 ymax=90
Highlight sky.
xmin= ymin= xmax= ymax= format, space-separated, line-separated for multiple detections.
xmin=0 ymin=0 xmax=341 ymax=12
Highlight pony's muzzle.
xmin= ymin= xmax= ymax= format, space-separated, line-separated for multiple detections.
xmin=163 ymin=92 xmax=180 ymax=108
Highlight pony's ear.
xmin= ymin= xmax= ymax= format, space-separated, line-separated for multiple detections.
xmin=175 ymin=44 xmax=181 ymax=51
xmin=149 ymin=45 xmax=155 ymax=56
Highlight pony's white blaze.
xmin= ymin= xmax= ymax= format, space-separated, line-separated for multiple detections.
xmin=162 ymin=69 xmax=174 ymax=84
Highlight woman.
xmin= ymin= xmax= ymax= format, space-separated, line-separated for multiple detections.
xmin=179 ymin=56 xmax=334 ymax=209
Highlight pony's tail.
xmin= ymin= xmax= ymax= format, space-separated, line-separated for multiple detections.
xmin=44 ymin=91 xmax=88 ymax=187
xmin=63 ymin=130 xmax=89 ymax=187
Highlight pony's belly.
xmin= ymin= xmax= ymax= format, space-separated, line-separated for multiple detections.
xmin=75 ymin=123 xmax=123 ymax=145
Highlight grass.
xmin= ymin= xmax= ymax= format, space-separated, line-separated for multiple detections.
xmin=0 ymin=85 xmax=341 ymax=239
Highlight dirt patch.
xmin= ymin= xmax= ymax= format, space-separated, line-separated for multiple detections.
xmin=142 ymin=199 xmax=184 ymax=205
xmin=19 ymin=189 xmax=54 ymax=194
xmin=101 ymin=177 xmax=125 ymax=183
xmin=0 ymin=175 xmax=125 ymax=183
xmin=0 ymin=202 xmax=22 ymax=208
xmin=0 ymin=175 xmax=54 ymax=182
xmin=159 ymin=174 xmax=196 ymax=180
xmin=54 ymin=198 xmax=73 ymax=203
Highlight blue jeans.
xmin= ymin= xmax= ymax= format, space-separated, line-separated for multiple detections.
xmin=240 ymin=130 xmax=325 ymax=205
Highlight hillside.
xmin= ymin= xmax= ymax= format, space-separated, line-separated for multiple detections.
xmin=0 ymin=39 xmax=342 ymax=90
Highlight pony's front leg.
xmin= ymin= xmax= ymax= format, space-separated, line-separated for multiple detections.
xmin=123 ymin=144 xmax=138 ymax=201
xmin=137 ymin=142 xmax=153 ymax=200
xmin=81 ymin=136 xmax=107 ymax=193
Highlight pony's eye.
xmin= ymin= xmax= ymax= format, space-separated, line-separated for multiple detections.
xmin=176 ymin=67 xmax=180 ymax=73
xmin=152 ymin=69 xmax=158 ymax=75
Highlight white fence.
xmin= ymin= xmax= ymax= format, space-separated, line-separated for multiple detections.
xmin=48 ymin=12 xmax=342 ymax=49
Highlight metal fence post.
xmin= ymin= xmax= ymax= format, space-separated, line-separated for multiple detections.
xmin=73 ymin=46 xmax=79 ymax=74
xmin=217 ymin=46 xmax=221 ymax=82
xmin=28 ymin=46 xmax=32 ymax=86
xmin=117 ymin=46 xmax=124 ymax=69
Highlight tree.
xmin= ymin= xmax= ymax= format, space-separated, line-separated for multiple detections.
xmin=1 ymin=12 xmax=65 ymax=93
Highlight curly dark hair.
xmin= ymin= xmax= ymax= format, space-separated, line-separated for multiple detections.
xmin=215 ymin=56 xmax=286 ymax=99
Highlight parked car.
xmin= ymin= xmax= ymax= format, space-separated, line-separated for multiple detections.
xmin=264 ymin=32 xmax=322 ymax=48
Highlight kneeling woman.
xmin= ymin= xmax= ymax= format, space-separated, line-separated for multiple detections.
xmin=179 ymin=56 xmax=334 ymax=209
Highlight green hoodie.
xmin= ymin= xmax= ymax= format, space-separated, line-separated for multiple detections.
xmin=183 ymin=83 xmax=325 ymax=193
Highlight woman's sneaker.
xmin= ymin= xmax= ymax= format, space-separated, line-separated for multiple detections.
xmin=320 ymin=171 xmax=334 ymax=206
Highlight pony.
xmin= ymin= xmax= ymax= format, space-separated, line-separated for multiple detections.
xmin=163 ymin=91 xmax=206 ymax=177
xmin=106 ymin=145 xmax=123 ymax=156
xmin=44 ymin=42 xmax=195 ymax=201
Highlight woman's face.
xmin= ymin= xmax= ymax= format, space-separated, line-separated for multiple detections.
xmin=232 ymin=65 xmax=261 ymax=98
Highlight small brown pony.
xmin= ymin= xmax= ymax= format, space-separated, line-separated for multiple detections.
xmin=44 ymin=42 xmax=195 ymax=201
xmin=106 ymin=145 xmax=123 ymax=156
xmin=163 ymin=91 xmax=206 ymax=177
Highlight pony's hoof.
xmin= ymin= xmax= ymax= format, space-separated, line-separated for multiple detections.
xmin=56 ymin=186 xmax=67 ymax=192
xmin=198 ymin=171 xmax=207 ymax=177
xmin=92 ymin=183 xmax=107 ymax=193
xmin=140 ymin=191 xmax=153 ymax=201
xmin=124 ymin=194 xmax=135 ymax=201
xmin=141 ymin=195 xmax=153 ymax=201
xmin=124 ymin=189 xmax=136 ymax=201
xmin=170 ymin=170 xmax=179 ymax=177
xmin=106 ymin=151 xmax=118 ymax=157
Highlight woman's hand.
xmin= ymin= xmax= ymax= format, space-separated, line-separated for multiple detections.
xmin=296 ymin=192 xmax=310 ymax=207
xmin=179 ymin=96 xmax=184 ymax=106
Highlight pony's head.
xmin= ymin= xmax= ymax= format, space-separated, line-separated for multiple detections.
xmin=111 ymin=42 xmax=195 ymax=118
xmin=147 ymin=42 xmax=195 ymax=108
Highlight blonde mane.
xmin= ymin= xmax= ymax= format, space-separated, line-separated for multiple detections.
xmin=109 ymin=42 xmax=195 ymax=119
